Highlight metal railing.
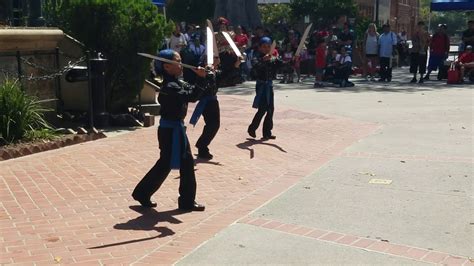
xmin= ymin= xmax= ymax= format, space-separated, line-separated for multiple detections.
xmin=0 ymin=48 xmax=86 ymax=114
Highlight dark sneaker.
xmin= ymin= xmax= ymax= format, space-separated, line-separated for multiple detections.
xmin=197 ymin=150 xmax=213 ymax=160
xmin=179 ymin=202 xmax=205 ymax=212
xmin=247 ymin=127 xmax=256 ymax=138
xmin=133 ymin=196 xmax=157 ymax=208
xmin=313 ymin=83 xmax=323 ymax=88
xmin=418 ymin=78 xmax=424 ymax=84
xmin=410 ymin=78 xmax=417 ymax=83
xmin=262 ymin=135 xmax=276 ymax=140
xmin=340 ymin=80 xmax=347 ymax=87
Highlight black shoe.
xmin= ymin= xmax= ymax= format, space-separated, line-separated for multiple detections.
xmin=410 ymin=78 xmax=417 ymax=83
xmin=133 ymin=196 xmax=157 ymax=208
xmin=424 ymin=75 xmax=430 ymax=80
xmin=340 ymin=80 xmax=347 ymax=87
xmin=387 ymin=78 xmax=392 ymax=82
xmin=378 ymin=78 xmax=385 ymax=82
xmin=262 ymin=135 xmax=276 ymax=140
xmin=279 ymin=79 xmax=286 ymax=84
xmin=179 ymin=202 xmax=205 ymax=212
xmin=247 ymin=127 xmax=256 ymax=138
xmin=197 ymin=150 xmax=213 ymax=160
xmin=418 ymin=78 xmax=424 ymax=84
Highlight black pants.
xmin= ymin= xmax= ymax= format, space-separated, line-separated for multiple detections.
xmin=335 ymin=66 xmax=351 ymax=81
xmin=380 ymin=57 xmax=392 ymax=80
xmin=410 ymin=53 xmax=427 ymax=74
xmin=132 ymin=127 xmax=196 ymax=208
xmin=249 ymin=89 xmax=274 ymax=137
xmin=196 ymin=99 xmax=220 ymax=152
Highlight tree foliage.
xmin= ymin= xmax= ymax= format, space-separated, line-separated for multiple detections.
xmin=419 ymin=0 xmax=473 ymax=35
xmin=166 ymin=0 xmax=215 ymax=24
xmin=258 ymin=4 xmax=294 ymax=26
xmin=431 ymin=12 xmax=472 ymax=36
xmin=43 ymin=0 xmax=173 ymax=112
xmin=290 ymin=0 xmax=357 ymax=24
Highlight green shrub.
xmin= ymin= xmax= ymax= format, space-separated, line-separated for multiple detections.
xmin=44 ymin=0 xmax=173 ymax=112
xmin=0 ymin=79 xmax=51 ymax=145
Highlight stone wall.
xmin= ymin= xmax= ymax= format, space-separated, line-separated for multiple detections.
xmin=0 ymin=28 xmax=64 ymax=110
xmin=0 ymin=52 xmax=57 ymax=104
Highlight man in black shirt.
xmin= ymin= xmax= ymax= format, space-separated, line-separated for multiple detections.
xmin=132 ymin=49 xmax=210 ymax=211
xmin=462 ymin=20 xmax=474 ymax=51
xmin=338 ymin=23 xmax=355 ymax=56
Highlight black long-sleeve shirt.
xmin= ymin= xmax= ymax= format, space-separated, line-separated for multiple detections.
xmin=251 ymin=51 xmax=283 ymax=81
xmin=158 ymin=75 xmax=206 ymax=120
xmin=202 ymin=70 xmax=223 ymax=97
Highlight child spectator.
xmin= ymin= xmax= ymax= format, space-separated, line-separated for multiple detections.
xmin=314 ymin=40 xmax=327 ymax=88
xmin=294 ymin=52 xmax=302 ymax=83
xmin=281 ymin=45 xmax=295 ymax=83
xmin=335 ymin=47 xmax=354 ymax=87
xmin=324 ymin=49 xmax=338 ymax=81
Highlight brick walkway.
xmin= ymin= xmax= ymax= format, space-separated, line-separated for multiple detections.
xmin=0 ymin=96 xmax=376 ymax=265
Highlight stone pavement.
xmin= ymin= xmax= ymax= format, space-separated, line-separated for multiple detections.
xmin=0 ymin=96 xmax=375 ymax=265
xmin=178 ymin=69 xmax=473 ymax=265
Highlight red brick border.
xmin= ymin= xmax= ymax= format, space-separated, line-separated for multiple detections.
xmin=343 ymin=152 xmax=474 ymax=164
xmin=238 ymin=217 xmax=473 ymax=266
xmin=0 ymin=132 xmax=106 ymax=161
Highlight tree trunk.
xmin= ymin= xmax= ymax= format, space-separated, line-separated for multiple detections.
xmin=214 ymin=0 xmax=262 ymax=29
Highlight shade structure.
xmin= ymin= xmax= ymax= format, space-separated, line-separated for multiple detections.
xmin=152 ymin=0 xmax=166 ymax=7
xmin=430 ymin=0 xmax=474 ymax=11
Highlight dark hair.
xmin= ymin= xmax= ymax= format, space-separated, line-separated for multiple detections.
xmin=154 ymin=49 xmax=176 ymax=75
xmin=469 ymin=20 xmax=474 ymax=24
xmin=418 ymin=21 xmax=425 ymax=26
xmin=383 ymin=24 xmax=390 ymax=28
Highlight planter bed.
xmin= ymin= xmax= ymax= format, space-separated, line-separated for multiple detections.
xmin=0 ymin=132 xmax=106 ymax=161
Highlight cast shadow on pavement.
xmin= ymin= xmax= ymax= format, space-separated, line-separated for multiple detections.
xmin=194 ymin=158 xmax=224 ymax=166
xmin=236 ymin=138 xmax=287 ymax=159
xmin=88 ymin=207 xmax=185 ymax=249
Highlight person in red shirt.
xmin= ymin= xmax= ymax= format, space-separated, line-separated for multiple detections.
xmin=314 ymin=40 xmax=327 ymax=87
xmin=234 ymin=26 xmax=249 ymax=49
xmin=425 ymin=24 xmax=450 ymax=80
xmin=457 ymin=45 xmax=474 ymax=82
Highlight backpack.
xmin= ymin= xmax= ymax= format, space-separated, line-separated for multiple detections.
xmin=447 ymin=63 xmax=460 ymax=84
